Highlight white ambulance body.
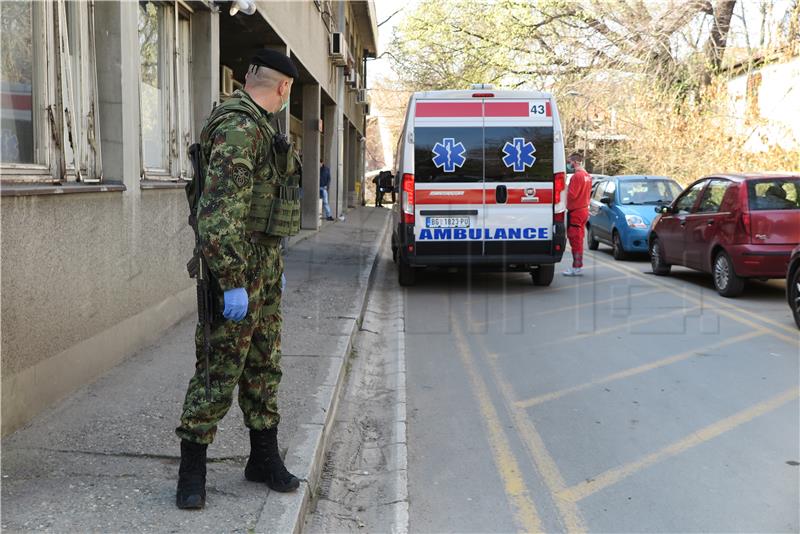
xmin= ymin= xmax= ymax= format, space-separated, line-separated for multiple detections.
xmin=391 ymin=87 xmax=567 ymax=286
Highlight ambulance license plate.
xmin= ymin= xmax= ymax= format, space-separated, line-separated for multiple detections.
xmin=426 ymin=216 xmax=470 ymax=228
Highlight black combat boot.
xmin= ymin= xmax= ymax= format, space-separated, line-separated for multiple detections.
xmin=176 ymin=439 xmax=207 ymax=509
xmin=244 ymin=427 xmax=300 ymax=492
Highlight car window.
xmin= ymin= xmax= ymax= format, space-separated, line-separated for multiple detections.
xmin=674 ymin=181 xmax=706 ymax=214
xmin=697 ymin=180 xmax=732 ymax=213
xmin=592 ymin=181 xmax=606 ymax=201
xmin=603 ymin=181 xmax=616 ymax=201
xmin=747 ymin=178 xmax=800 ymax=211
xmin=618 ymin=179 xmax=683 ymax=205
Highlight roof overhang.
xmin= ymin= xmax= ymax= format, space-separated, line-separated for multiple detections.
xmin=352 ymin=0 xmax=378 ymax=58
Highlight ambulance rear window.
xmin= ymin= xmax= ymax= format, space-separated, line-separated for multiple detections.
xmin=414 ymin=127 xmax=483 ymax=183
xmin=485 ymin=127 xmax=553 ymax=183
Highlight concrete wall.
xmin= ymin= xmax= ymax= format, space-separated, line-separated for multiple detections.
xmin=0 ymin=190 xmax=195 ymax=435
xmin=727 ymin=57 xmax=800 ymax=152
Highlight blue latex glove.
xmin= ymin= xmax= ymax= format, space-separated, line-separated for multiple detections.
xmin=223 ymin=287 xmax=248 ymax=322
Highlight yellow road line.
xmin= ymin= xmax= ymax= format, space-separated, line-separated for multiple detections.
xmin=592 ymin=254 xmax=800 ymax=345
xmin=450 ymin=318 xmax=544 ymax=533
xmin=479 ymin=347 xmax=589 ymax=533
xmin=535 ymin=287 xmax=665 ymax=316
xmin=536 ymin=305 xmax=700 ymax=348
xmin=557 ymin=387 xmax=800 ymax=503
xmin=514 ymin=330 xmax=766 ymax=409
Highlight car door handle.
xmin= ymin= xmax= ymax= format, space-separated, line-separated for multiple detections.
xmin=680 ymin=220 xmax=686 ymax=227
xmin=495 ymin=185 xmax=507 ymax=204
xmin=707 ymin=219 xmax=714 ymax=226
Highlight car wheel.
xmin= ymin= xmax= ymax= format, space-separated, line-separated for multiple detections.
xmin=612 ymin=231 xmax=627 ymax=261
xmin=398 ymin=257 xmax=416 ymax=286
xmin=587 ymin=226 xmax=599 ymax=250
xmin=531 ymin=264 xmax=555 ymax=286
xmin=789 ymin=265 xmax=800 ymax=329
xmin=650 ymin=237 xmax=671 ymax=275
xmin=713 ymin=251 xmax=745 ymax=297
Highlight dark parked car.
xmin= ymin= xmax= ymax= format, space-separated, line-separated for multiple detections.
xmin=787 ymin=245 xmax=800 ymax=329
xmin=649 ymin=173 xmax=800 ymax=297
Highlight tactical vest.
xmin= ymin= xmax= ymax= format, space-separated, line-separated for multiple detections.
xmin=199 ymin=92 xmax=301 ymax=238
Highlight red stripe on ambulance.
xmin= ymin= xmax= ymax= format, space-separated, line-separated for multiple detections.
xmin=484 ymin=102 xmax=528 ymax=117
xmin=415 ymin=102 xmax=482 ymax=117
xmin=416 ymin=189 xmax=553 ymax=205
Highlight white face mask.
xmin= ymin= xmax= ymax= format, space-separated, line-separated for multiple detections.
xmin=279 ymin=83 xmax=289 ymax=112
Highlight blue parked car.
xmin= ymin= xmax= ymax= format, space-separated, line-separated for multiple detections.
xmin=587 ymin=175 xmax=683 ymax=260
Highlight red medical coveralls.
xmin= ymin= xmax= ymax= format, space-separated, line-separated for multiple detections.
xmin=566 ymin=169 xmax=593 ymax=268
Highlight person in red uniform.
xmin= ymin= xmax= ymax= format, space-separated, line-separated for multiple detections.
xmin=563 ymin=153 xmax=593 ymax=276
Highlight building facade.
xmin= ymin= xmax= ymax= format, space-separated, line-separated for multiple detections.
xmin=0 ymin=0 xmax=377 ymax=435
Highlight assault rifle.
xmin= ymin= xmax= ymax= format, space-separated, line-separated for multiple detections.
xmin=186 ymin=143 xmax=214 ymax=401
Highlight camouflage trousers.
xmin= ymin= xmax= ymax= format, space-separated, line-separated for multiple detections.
xmin=176 ymin=243 xmax=283 ymax=445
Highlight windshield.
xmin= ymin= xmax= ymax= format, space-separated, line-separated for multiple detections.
xmin=617 ymin=180 xmax=682 ymax=205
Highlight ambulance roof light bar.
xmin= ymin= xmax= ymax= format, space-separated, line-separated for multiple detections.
xmin=471 ymin=83 xmax=495 ymax=98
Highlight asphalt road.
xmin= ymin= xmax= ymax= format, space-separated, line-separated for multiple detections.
xmin=404 ymin=246 xmax=799 ymax=533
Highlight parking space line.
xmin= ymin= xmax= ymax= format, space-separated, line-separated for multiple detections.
xmin=556 ymin=387 xmax=800 ymax=503
xmin=535 ymin=305 xmax=701 ymax=348
xmin=592 ymin=254 xmax=800 ymax=345
xmin=470 ymin=274 xmax=639 ymax=330
xmin=514 ymin=330 xmax=765 ymax=409
xmin=536 ymin=274 xmax=635 ymax=295
xmin=450 ymin=317 xmax=544 ymax=533
xmin=463 ymin=318 xmax=588 ymax=532
xmin=534 ymin=287 xmax=665 ymax=316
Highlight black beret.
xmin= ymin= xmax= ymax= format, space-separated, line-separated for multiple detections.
xmin=250 ymin=49 xmax=299 ymax=79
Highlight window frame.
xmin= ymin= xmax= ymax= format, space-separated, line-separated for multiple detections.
xmin=1 ymin=0 xmax=102 ymax=184
xmin=696 ymin=178 xmax=732 ymax=214
xmin=58 ymin=0 xmax=103 ymax=183
xmin=137 ymin=0 xmax=194 ymax=182
xmin=674 ymin=180 xmax=708 ymax=214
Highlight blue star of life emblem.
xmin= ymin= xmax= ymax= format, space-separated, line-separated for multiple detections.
xmin=432 ymin=138 xmax=466 ymax=173
xmin=502 ymin=137 xmax=536 ymax=172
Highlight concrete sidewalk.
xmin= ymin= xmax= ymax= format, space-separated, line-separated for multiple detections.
xmin=1 ymin=206 xmax=392 ymax=533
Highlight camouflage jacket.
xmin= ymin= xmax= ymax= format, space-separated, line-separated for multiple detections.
xmin=197 ymin=89 xmax=275 ymax=291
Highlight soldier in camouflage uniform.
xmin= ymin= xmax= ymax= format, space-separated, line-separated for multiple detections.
xmin=175 ymin=50 xmax=301 ymax=510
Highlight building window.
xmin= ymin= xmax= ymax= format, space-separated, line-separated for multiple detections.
xmin=138 ymin=1 xmax=193 ymax=181
xmin=60 ymin=0 xmax=103 ymax=182
xmin=0 ymin=1 xmax=35 ymax=165
xmin=1 ymin=0 xmax=102 ymax=183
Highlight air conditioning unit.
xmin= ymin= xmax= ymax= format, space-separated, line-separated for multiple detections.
xmin=356 ymin=89 xmax=368 ymax=105
xmin=346 ymin=70 xmax=359 ymax=87
xmin=221 ymin=65 xmax=234 ymax=96
xmin=364 ymin=103 xmax=370 ymax=116
xmin=329 ymin=33 xmax=348 ymax=67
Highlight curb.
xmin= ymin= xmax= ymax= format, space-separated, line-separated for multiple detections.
xmin=255 ymin=212 xmax=393 ymax=534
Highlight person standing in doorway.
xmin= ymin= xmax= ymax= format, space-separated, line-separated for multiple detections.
xmin=563 ymin=153 xmax=593 ymax=276
xmin=320 ymin=159 xmax=333 ymax=221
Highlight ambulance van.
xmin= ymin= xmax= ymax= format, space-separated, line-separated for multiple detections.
xmin=391 ymin=86 xmax=567 ymax=286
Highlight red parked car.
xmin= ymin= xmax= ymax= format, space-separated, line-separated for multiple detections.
xmin=787 ymin=245 xmax=800 ymax=328
xmin=649 ymin=173 xmax=800 ymax=297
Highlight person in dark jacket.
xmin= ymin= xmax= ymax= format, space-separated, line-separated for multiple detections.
xmin=319 ymin=159 xmax=333 ymax=221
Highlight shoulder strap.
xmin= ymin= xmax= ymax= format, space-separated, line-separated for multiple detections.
xmin=204 ymin=94 xmax=275 ymax=144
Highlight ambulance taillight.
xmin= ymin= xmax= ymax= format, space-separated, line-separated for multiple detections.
xmin=402 ymin=173 xmax=415 ymax=224
xmin=553 ymin=172 xmax=566 ymax=204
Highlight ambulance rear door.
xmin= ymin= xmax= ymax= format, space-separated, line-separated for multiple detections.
xmin=482 ymin=97 xmax=555 ymax=259
xmin=412 ymin=99 xmax=485 ymax=259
